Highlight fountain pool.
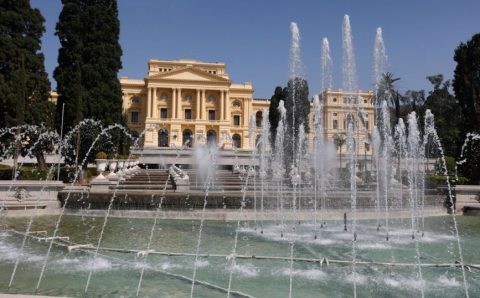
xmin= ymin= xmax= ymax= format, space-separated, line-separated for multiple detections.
xmin=1 ymin=215 xmax=479 ymax=297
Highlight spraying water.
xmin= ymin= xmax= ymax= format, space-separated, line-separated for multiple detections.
xmin=373 ymin=28 xmax=387 ymax=91
xmin=406 ymin=112 xmax=425 ymax=297
xmin=373 ymin=27 xmax=387 ymax=126
xmin=456 ymin=133 xmax=480 ymax=181
xmin=248 ymin=114 xmax=258 ymax=229
xmin=394 ymin=119 xmax=407 ymax=222
xmin=287 ymin=22 xmax=303 ymax=298
xmin=8 ymin=131 xmax=61 ymax=288
xmin=342 ymin=15 xmax=358 ymax=93
xmin=321 ymin=37 xmax=333 ymax=90
xmin=190 ymin=147 xmax=217 ymax=297
xmin=381 ymin=100 xmax=393 ymax=240
xmin=312 ymin=96 xmax=322 ymax=236
xmin=289 ymin=22 xmax=303 ymax=164
xmin=343 ymin=14 xmax=360 ymax=297
xmin=258 ymin=109 xmax=271 ymax=234
xmin=424 ymin=110 xmax=469 ymax=297
xmin=347 ymin=122 xmax=358 ymax=297
xmin=372 ymin=126 xmax=382 ymax=230
xmin=226 ymin=165 xmax=254 ymax=297
xmin=36 ymin=123 xmax=133 ymax=292
xmin=273 ymin=101 xmax=287 ymax=237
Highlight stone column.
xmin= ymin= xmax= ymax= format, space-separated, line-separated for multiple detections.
xmin=225 ymin=91 xmax=230 ymax=123
xmin=123 ymin=92 xmax=128 ymax=111
xmin=150 ymin=89 xmax=155 ymax=118
xmin=176 ymin=88 xmax=182 ymax=120
xmin=172 ymin=88 xmax=177 ymax=119
xmin=196 ymin=89 xmax=200 ymax=120
xmin=147 ymin=88 xmax=152 ymax=118
xmin=152 ymin=88 xmax=157 ymax=118
xmin=220 ymin=90 xmax=224 ymax=121
xmin=201 ymin=89 xmax=206 ymax=120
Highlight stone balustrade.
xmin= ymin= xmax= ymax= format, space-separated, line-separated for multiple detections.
xmin=168 ymin=165 xmax=190 ymax=192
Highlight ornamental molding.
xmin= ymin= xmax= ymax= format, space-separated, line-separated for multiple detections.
xmin=147 ymin=66 xmax=231 ymax=83
xmin=12 ymin=188 xmax=31 ymax=202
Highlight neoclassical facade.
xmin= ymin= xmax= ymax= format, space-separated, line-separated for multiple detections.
xmin=49 ymin=58 xmax=375 ymax=153
xmin=121 ymin=59 xmax=269 ymax=150
xmin=318 ymin=88 xmax=375 ymax=155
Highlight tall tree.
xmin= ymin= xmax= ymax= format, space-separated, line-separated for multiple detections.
xmin=54 ymin=0 xmax=83 ymax=132
xmin=284 ymin=77 xmax=310 ymax=166
xmin=333 ymin=133 xmax=346 ymax=169
xmin=268 ymin=86 xmax=286 ymax=147
xmin=80 ymin=0 xmax=123 ymax=126
xmin=55 ymin=0 xmax=126 ymax=168
xmin=404 ymin=89 xmax=425 ymax=113
xmin=424 ymin=75 xmax=462 ymax=156
xmin=453 ymin=33 xmax=480 ymax=133
xmin=0 ymin=0 xmax=54 ymax=170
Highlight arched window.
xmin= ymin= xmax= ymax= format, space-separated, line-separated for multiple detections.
xmin=346 ymin=114 xmax=355 ymax=129
xmin=256 ymin=111 xmax=263 ymax=127
xmin=183 ymin=129 xmax=193 ymax=147
xmin=207 ymin=130 xmax=216 ymax=147
xmin=232 ymin=134 xmax=241 ymax=149
xmin=158 ymin=129 xmax=169 ymax=147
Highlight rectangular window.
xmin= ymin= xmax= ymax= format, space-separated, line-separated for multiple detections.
xmin=209 ymin=110 xmax=216 ymax=121
xmin=160 ymin=108 xmax=168 ymax=119
xmin=233 ymin=115 xmax=240 ymax=126
xmin=333 ymin=119 xmax=338 ymax=129
xmin=365 ymin=120 xmax=369 ymax=130
xmin=185 ymin=109 xmax=192 ymax=120
xmin=131 ymin=111 xmax=139 ymax=124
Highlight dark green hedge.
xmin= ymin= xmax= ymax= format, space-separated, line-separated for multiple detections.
xmin=425 ymin=174 xmax=469 ymax=188
xmin=0 ymin=165 xmax=97 ymax=183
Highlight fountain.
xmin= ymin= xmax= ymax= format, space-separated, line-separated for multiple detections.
xmin=0 ymin=15 xmax=478 ymax=298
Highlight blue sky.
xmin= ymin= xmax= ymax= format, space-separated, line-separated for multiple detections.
xmin=32 ymin=0 xmax=480 ymax=98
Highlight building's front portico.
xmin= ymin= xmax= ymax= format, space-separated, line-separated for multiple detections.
xmin=121 ymin=59 xmax=269 ymax=150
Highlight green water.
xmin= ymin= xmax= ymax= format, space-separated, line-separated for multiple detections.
xmin=0 ymin=214 xmax=479 ymax=297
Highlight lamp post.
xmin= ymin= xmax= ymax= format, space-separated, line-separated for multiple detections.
xmin=57 ymin=103 xmax=65 ymax=181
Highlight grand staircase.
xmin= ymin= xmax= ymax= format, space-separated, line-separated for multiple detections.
xmin=113 ymin=169 xmax=174 ymax=192
xmin=113 ymin=168 xmax=311 ymax=194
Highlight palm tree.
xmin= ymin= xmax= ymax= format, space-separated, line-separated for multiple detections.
xmin=333 ymin=133 xmax=346 ymax=169
xmin=378 ymin=72 xmax=402 ymax=122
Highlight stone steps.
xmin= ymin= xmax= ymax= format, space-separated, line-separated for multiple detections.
xmin=112 ymin=169 xmax=315 ymax=193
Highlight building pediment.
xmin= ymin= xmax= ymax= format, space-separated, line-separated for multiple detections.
xmin=147 ymin=66 xmax=231 ymax=84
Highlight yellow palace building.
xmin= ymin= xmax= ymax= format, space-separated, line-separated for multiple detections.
xmin=120 ymin=59 xmax=269 ymax=150
xmin=50 ymin=58 xmax=374 ymax=154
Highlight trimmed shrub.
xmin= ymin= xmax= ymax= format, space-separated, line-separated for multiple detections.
xmin=96 ymin=151 xmax=107 ymax=159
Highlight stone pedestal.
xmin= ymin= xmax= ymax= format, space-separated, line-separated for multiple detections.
xmin=455 ymin=185 xmax=480 ymax=213
xmin=175 ymin=175 xmax=190 ymax=192
xmin=90 ymin=174 xmax=111 ymax=193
